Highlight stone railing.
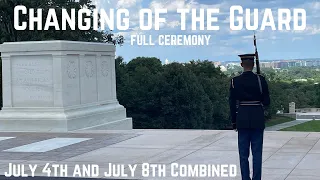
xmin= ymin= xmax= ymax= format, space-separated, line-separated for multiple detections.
xmin=296 ymin=108 xmax=320 ymax=113
xmin=296 ymin=113 xmax=320 ymax=120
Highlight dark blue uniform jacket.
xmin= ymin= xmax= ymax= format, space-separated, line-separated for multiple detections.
xmin=229 ymin=71 xmax=271 ymax=129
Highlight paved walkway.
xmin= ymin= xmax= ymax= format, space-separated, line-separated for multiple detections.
xmin=265 ymin=120 xmax=310 ymax=131
xmin=0 ymin=130 xmax=319 ymax=179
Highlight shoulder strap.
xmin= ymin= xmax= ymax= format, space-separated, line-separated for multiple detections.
xmin=256 ymin=74 xmax=262 ymax=94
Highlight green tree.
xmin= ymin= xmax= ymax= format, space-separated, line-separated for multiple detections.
xmin=115 ymin=56 xmax=127 ymax=94
xmin=115 ymin=58 xmax=221 ymax=129
xmin=116 ymin=57 xmax=164 ymax=128
xmin=185 ymin=60 xmax=230 ymax=129
xmin=159 ymin=63 xmax=213 ymax=129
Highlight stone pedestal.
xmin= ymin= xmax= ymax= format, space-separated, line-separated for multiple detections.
xmin=0 ymin=41 xmax=132 ymax=132
xmin=289 ymin=102 xmax=295 ymax=114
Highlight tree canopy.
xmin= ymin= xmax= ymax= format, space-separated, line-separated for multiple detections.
xmin=115 ymin=57 xmax=320 ymax=129
xmin=115 ymin=57 xmax=233 ymax=129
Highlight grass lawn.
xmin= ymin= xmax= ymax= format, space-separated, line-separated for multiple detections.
xmin=281 ymin=120 xmax=320 ymax=132
xmin=265 ymin=115 xmax=295 ymax=127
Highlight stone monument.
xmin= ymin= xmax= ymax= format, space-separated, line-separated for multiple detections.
xmin=289 ymin=102 xmax=295 ymax=114
xmin=0 ymin=41 xmax=132 ymax=132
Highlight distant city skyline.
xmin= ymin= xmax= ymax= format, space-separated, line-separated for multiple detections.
xmin=220 ymin=57 xmax=320 ymax=62
xmin=216 ymin=58 xmax=320 ymax=71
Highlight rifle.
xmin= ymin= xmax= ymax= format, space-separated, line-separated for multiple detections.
xmin=253 ymin=32 xmax=270 ymax=118
xmin=254 ymin=32 xmax=261 ymax=74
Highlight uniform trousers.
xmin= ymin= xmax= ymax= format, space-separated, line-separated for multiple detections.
xmin=238 ymin=128 xmax=264 ymax=180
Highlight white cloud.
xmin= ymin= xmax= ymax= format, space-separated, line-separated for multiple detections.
xmin=167 ymin=20 xmax=181 ymax=28
xmin=92 ymin=0 xmax=113 ymax=9
xmin=305 ymin=25 xmax=320 ymax=35
xmin=117 ymin=0 xmax=140 ymax=8
xmin=242 ymin=35 xmax=252 ymax=39
xmin=292 ymin=37 xmax=303 ymax=41
xmin=150 ymin=0 xmax=198 ymax=11
xmin=291 ymin=25 xmax=320 ymax=35
xmin=228 ymin=28 xmax=245 ymax=35
xmin=214 ymin=46 xmax=245 ymax=56
xmin=303 ymin=1 xmax=320 ymax=11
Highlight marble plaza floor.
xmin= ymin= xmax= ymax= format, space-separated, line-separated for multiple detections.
xmin=0 ymin=130 xmax=319 ymax=180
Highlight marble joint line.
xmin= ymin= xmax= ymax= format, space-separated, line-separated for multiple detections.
xmin=3 ymin=138 xmax=91 ymax=153
xmin=0 ymin=137 xmax=15 ymax=141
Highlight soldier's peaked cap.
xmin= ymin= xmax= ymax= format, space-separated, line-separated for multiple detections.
xmin=238 ymin=54 xmax=255 ymax=61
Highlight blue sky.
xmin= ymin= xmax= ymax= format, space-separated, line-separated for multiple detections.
xmin=93 ymin=0 xmax=320 ymax=63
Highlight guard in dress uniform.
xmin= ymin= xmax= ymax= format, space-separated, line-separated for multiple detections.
xmin=229 ymin=54 xmax=270 ymax=180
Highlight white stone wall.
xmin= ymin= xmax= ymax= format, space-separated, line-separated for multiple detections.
xmin=1 ymin=41 xmax=117 ymax=109
xmin=0 ymin=41 xmax=132 ymax=131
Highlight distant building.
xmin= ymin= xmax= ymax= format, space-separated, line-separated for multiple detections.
xmin=288 ymin=61 xmax=295 ymax=67
xmin=306 ymin=61 xmax=314 ymax=66
xmin=222 ymin=58 xmax=319 ymax=69
xmin=273 ymin=61 xmax=280 ymax=68
xmin=226 ymin=63 xmax=241 ymax=69
xmin=295 ymin=61 xmax=302 ymax=67
xmin=301 ymin=61 xmax=307 ymax=66
xmin=294 ymin=79 xmax=308 ymax=82
xmin=213 ymin=61 xmax=221 ymax=67
xmin=278 ymin=61 xmax=288 ymax=68
xmin=260 ymin=62 xmax=275 ymax=68
xmin=165 ymin=59 xmax=170 ymax=65
xmin=219 ymin=66 xmax=227 ymax=72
